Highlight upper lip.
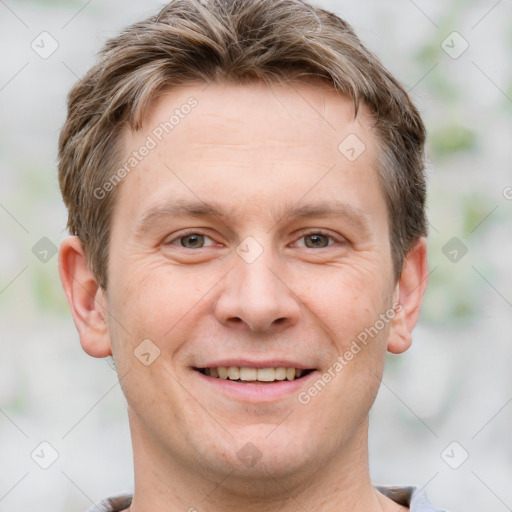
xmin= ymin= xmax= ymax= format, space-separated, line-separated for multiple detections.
xmin=194 ymin=359 xmax=316 ymax=369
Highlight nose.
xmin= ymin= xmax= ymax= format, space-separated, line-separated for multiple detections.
xmin=214 ymin=250 xmax=300 ymax=333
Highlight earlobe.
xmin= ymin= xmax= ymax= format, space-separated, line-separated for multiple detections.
xmin=58 ymin=236 xmax=112 ymax=358
xmin=387 ymin=237 xmax=429 ymax=354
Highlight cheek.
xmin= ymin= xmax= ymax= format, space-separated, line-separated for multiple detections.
xmin=105 ymin=257 xmax=224 ymax=363
xmin=293 ymin=262 xmax=393 ymax=344
xmin=109 ymin=260 xmax=187 ymax=328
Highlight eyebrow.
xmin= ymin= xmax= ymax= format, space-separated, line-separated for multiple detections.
xmin=134 ymin=199 xmax=229 ymax=236
xmin=134 ymin=198 xmax=371 ymax=236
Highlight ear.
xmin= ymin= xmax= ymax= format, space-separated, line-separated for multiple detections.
xmin=58 ymin=236 xmax=112 ymax=358
xmin=387 ymin=237 xmax=428 ymax=354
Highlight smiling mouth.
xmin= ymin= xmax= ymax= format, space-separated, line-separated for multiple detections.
xmin=195 ymin=366 xmax=315 ymax=383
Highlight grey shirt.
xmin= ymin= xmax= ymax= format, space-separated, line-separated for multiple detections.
xmin=87 ymin=486 xmax=448 ymax=511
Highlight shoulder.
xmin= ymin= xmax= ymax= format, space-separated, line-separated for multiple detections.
xmin=376 ymin=485 xmax=451 ymax=511
xmin=85 ymin=492 xmax=133 ymax=512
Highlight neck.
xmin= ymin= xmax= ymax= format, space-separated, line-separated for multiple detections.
xmin=126 ymin=411 xmax=399 ymax=512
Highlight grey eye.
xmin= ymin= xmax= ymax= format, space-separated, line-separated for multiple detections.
xmin=304 ymin=234 xmax=330 ymax=248
xmin=180 ymin=234 xmax=205 ymax=248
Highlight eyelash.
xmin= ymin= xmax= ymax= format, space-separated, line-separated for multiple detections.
xmin=293 ymin=230 xmax=340 ymax=248
xmin=166 ymin=229 xmax=217 ymax=248
xmin=165 ymin=229 xmax=342 ymax=249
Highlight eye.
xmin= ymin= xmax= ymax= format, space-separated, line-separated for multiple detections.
xmin=166 ymin=232 xmax=215 ymax=249
xmin=295 ymin=232 xmax=338 ymax=249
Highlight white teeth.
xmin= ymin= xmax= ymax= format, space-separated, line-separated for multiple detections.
xmin=275 ymin=367 xmax=287 ymax=380
xmin=257 ymin=368 xmax=275 ymax=381
xmin=203 ymin=366 xmax=307 ymax=382
xmin=227 ymin=366 xmax=240 ymax=380
xmin=240 ymin=367 xmax=258 ymax=381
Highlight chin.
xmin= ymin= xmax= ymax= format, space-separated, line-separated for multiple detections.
xmin=207 ymin=425 xmax=318 ymax=480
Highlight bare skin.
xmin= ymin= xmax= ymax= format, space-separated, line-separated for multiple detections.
xmin=59 ymin=80 xmax=426 ymax=512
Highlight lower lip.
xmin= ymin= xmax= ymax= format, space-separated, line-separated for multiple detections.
xmin=194 ymin=370 xmax=318 ymax=403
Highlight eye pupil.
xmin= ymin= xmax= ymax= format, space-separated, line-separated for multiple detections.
xmin=181 ymin=234 xmax=204 ymax=248
xmin=305 ymin=234 xmax=329 ymax=248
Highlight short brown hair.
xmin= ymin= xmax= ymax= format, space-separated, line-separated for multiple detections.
xmin=58 ymin=0 xmax=427 ymax=289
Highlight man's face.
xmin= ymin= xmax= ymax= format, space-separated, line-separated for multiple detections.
xmin=103 ymin=81 xmax=400 ymax=481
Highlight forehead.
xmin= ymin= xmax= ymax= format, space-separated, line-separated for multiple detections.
xmin=114 ymin=80 xmax=383 ymax=228
xmin=141 ymin=80 xmax=374 ymax=154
